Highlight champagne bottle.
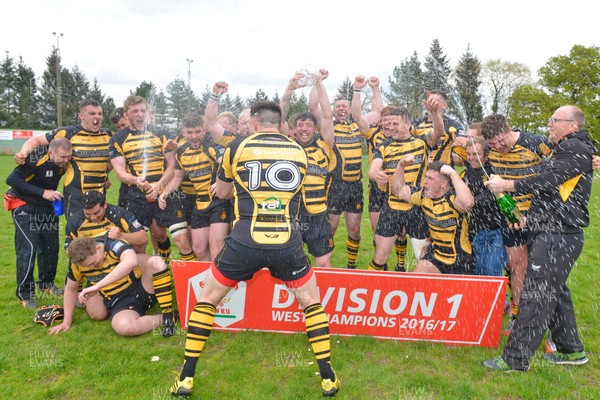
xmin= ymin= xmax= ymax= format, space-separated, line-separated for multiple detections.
xmin=495 ymin=192 xmax=523 ymax=224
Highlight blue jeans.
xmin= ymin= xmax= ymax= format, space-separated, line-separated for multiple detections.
xmin=472 ymin=229 xmax=507 ymax=276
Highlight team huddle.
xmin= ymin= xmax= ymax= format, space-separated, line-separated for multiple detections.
xmin=6 ymin=69 xmax=596 ymax=397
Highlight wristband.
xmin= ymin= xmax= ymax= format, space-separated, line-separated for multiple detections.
xmin=210 ymin=93 xmax=222 ymax=101
xmin=353 ymin=88 xmax=362 ymax=92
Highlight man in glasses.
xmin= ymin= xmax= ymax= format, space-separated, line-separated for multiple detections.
xmin=483 ymin=105 xmax=594 ymax=371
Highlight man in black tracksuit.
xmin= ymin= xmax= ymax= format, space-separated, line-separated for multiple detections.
xmin=483 ymin=105 xmax=594 ymax=370
xmin=5 ymin=138 xmax=72 ymax=308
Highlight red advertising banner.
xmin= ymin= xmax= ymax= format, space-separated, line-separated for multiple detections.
xmin=12 ymin=130 xmax=33 ymax=139
xmin=172 ymin=261 xmax=507 ymax=348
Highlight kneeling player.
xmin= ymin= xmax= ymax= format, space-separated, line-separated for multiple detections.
xmin=49 ymin=236 xmax=176 ymax=337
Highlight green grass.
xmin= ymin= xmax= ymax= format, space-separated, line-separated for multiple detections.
xmin=0 ymin=154 xmax=598 ymax=399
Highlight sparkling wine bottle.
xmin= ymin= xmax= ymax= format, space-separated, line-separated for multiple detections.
xmin=495 ymin=192 xmax=523 ymax=224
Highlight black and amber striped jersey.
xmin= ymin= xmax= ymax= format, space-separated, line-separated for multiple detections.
xmin=373 ymin=136 xmax=428 ymax=211
xmin=46 ymin=126 xmax=112 ymax=195
xmin=218 ymin=132 xmax=307 ymax=247
xmin=412 ymin=115 xmax=465 ymax=165
xmin=410 ymin=190 xmax=472 ymax=265
xmin=364 ymin=126 xmax=388 ymax=165
xmin=488 ymin=132 xmax=552 ymax=212
xmin=67 ymin=237 xmax=142 ymax=300
xmin=176 ymin=142 xmax=220 ymax=211
xmin=332 ymin=121 xmax=363 ymax=182
xmin=173 ymin=136 xmax=196 ymax=195
xmin=300 ymin=137 xmax=336 ymax=215
xmin=214 ymin=130 xmax=244 ymax=150
xmin=6 ymin=145 xmax=66 ymax=208
xmin=64 ymin=204 xmax=145 ymax=249
xmin=109 ymin=128 xmax=170 ymax=196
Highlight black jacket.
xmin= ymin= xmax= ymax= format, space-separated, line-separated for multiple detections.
xmin=514 ymin=130 xmax=595 ymax=233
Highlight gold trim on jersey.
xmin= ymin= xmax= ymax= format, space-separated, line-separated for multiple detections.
xmin=176 ymin=143 xmax=219 ymax=210
xmin=411 ymin=191 xmax=471 ymax=265
xmin=111 ymin=130 xmax=166 ymax=183
xmin=70 ymin=244 xmax=142 ymax=300
xmin=301 ymin=138 xmax=336 ymax=215
xmin=222 ymin=132 xmax=307 ymax=245
xmin=53 ymin=128 xmax=111 ymax=193
xmin=333 ymin=121 xmax=363 ymax=182
xmin=377 ymin=137 xmax=428 ymax=211
xmin=488 ymin=135 xmax=551 ymax=211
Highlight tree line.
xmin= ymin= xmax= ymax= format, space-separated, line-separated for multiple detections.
xmin=1 ymin=39 xmax=598 ymax=142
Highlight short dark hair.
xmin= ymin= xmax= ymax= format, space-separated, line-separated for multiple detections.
xmin=80 ymin=99 xmax=101 ymax=110
xmin=182 ymin=113 xmax=204 ymax=128
xmin=428 ymin=161 xmax=451 ymax=184
xmin=250 ymin=101 xmax=282 ymax=126
xmin=109 ymin=107 xmax=125 ymax=124
xmin=427 ymin=89 xmax=448 ymax=100
xmin=480 ymin=114 xmax=510 ymax=140
xmin=82 ymin=191 xmax=106 ymax=209
xmin=388 ymin=108 xmax=413 ymax=123
xmin=294 ymin=112 xmax=318 ymax=127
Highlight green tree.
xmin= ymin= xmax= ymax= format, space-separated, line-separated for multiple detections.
xmin=335 ymin=76 xmax=353 ymax=102
xmin=386 ymin=51 xmax=424 ymax=117
xmin=38 ymin=49 xmax=61 ymax=128
xmin=167 ymin=77 xmax=193 ymax=127
xmin=0 ymin=51 xmax=17 ymax=126
xmin=12 ymin=59 xmax=40 ymax=129
xmin=481 ymin=59 xmax=531 ymax=117
xmin=247 ymin=89 xmax=269 ymax=105
xmin=424 ymin=39 xmax=452 ymax=95
xmin=132 ymin=81 xmax=158 ymax=102
xmin=453 ymin=45 xmax=483 ymax=123
xmin=537 ymin=45 xmax=600 ymax=142
xmin=507 ymin=84 xmax=553 ymax=134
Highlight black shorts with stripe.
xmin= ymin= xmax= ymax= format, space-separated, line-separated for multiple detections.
xmin=214 ymin=237 xmax=311 ymax=283
xmin=103 ymin=278 xmax=156 ymax=318
xmin=375 ymin=203 xmax=428 ymax=239
xmin=422 ymin=246 xmax=475 ymax=275
xmin=299 ymin=211 xmax=334 ymax=258
xmin=327 ymin=179 xmax=363 ymax=214
xmin=190 ymin=201 xmax=231 ymax=229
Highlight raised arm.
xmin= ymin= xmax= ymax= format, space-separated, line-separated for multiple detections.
xmin=280 ymin=73 xmax=304 ymax=135
xmin=315 ymin=69 xmax=334 ymax=147
xmin=423 ymin=92 xmax=445 ymax=148
xmin=365 ymin=76 xmax=383 ymax=125
xmin=204 ymin=81 xmax=229 ymax=139
xmin=441 ymin=165 xmax=474 ymax=213
xmin=351 ymin=75 xmax=371 ymax=134
xmin=308 ymin=69 xmax=327 ymax=121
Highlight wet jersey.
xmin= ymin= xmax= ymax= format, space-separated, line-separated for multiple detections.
xmin=364 ymin=126 xmax=387 ymax=165
xmin=332 ymin=120 xmax=363 ymax=182
xmin=67 ymin=237 xmax=142 ymax=300
xmin=412 ymin=115 xmax=464 ymax=165
xmin=300 ymin=137 xmax=336 ymax=215
xmin=46 ymin=126 xmax=112 ymax=195
xmin=176 ymin=141 xmax=220 ymax=210
xmin=373 ymin=136 xmax=428 ymax=211
xmin=488 ymin=132 xmax=552 ymax=211
xmin=410 ymin=189 xmax=472 ymax=265
xmin=64 ymin=204 xmax=144 ymax=249
xmin=218 ymin=132 xmax=307 ymax=247
xmin=109 ymin=128 xmax=171 ymax=197
xmin=173 ymin=136 xmax=196 ymax=195
xmin=6 ymin=145 xmax=67 ymax=209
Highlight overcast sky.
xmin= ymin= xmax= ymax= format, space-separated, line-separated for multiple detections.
xmin=3 ymin=0 xmax=598 ymax=108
